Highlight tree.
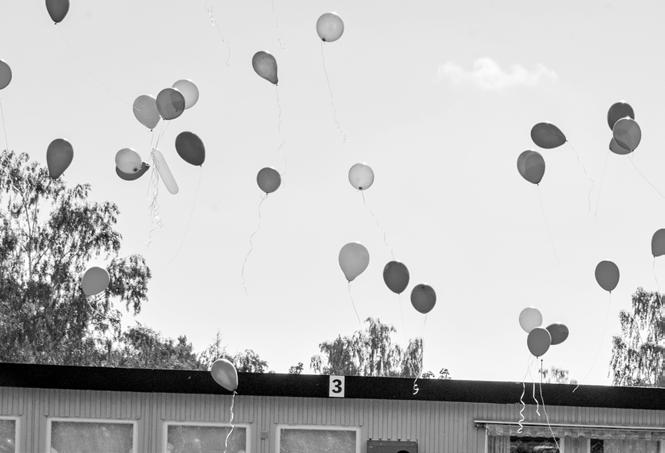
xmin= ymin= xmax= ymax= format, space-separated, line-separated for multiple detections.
xmin=198 ymin=331 xmax=270 ymax=372
xmin=288 ymin=362 xmax=304 ymax=374
xmin=540 ymin=366 xmax=571 ymax=384
xmin=610 ymin=288 xmax=664 ymax=387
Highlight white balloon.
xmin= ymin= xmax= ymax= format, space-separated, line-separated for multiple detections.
xmin=348 ymin=163 xmax=374 ymax=190
xmin=172 ymin=79 xmax=199 ymax=109
xmin=317 ymin=12 xmax=344 ymax=42
xmin=519 ymin=307 xmax=543 ymax=333
xmin=115 ymin=148 xmax=143 ymax=174
xmin=151 ymin=149 xmax=179 ymax=195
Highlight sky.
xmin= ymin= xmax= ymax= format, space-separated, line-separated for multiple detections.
xmin=1 ymin=0 xmax=664 ymax=385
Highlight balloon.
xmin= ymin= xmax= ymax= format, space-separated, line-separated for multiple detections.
xmin=115 ymin=148 xmax=142 ymax=174
xmin=257 ymin=167 xmax=281 ymax=194
xmin=516 ymin=150 xmax=545 ymax=185
xmin=530 ymin=122 xmax=566 ymax=149
xmin=210 ymin=358 xmax=238 ymax=392
xmin=338 ymin=242 xmax=369 ymax=282
xmin=527 ymin=327 xmax=551 ymax=358
xmin=116 ymin=162 xmax=150 ymax=181
xmin=172 ymin=79 xmax=199 ymax=109
xmin=0 ymin=60 xmax=11 ymax=90
xmin=175 ymin=131 xmax=205 ymax=166
xmin=156 ymin=88 xmax=185 ymax=120
xmin=383 ymin=261 xmax=409 ymax=294
xmin=652 ymin=229 xmax=665 ymax=258
xmin=81 ymin=267 xmax=110 ymax=297
xmin=46 ymin=0 xmax=69 ymax=23
xmin=546 ymin=323 xmax=569 ymax=346
xmin=411 ymin=284 xmax=436 ymax=314
xmin=348 ymin=163 xmax=374 ymax=190
xmin=518 ymin=307 xmax=543 ymax=333
xmin=607 ymin=101 xmax=635 ymax=130
xmin=595 ymin=260 xmax=619 ymax=292
xmin=612 ymin=118 xmax=641 ymax=152
xmin=132 ymin=95 xmax=160 ymax=131
xmin=316 ymin=12 xmax=344 ymax=42
xmin=151 ymin=149 xmax=179 ymax=194
xmin=46 ymin=138 xmax=73 ymax=179
xmin=252 ymin=51 xmax=278 ymax=85
xmin=609 ymin=138 xmax=632 ymax=155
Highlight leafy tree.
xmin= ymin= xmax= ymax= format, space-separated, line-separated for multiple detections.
xmin=288 ymin=362 xmax=304 ymax=374
xmin=198 ymin=331 xmax=269 ymax=372
xmin=610 ymin=288 xmax=664 ymax=387
xmin=540 ymin=366 xmax=571 ymax=384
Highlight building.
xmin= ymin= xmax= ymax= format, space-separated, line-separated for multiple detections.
xmin=0 ymin=362 xmax=663 ymax=452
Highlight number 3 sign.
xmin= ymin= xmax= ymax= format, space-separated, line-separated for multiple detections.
xmin=329 ymin=375 xmax=345 ymax=398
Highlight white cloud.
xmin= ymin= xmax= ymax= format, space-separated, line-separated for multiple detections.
xmin=437 ymin=57 xmax=558 ymax=91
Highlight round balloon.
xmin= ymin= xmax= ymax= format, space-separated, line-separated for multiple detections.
xmin=530 ymin=122 xmax=566 ymax=149
xmin=411 ymin=284 xmax=436 ymax=314
xmin=518 ymin=307 xmax=543 ymax=333
xmin=339 ymin=242 xmax=369 ymax=282
xmin=117 ymin=162 xmax=150 ymax=181
xmin=546 ymin=323 xmax=569 ymax=346
xmin=175 ymin=131 xmax=205 ymax=166
xmin=172 ymin=79 xmax=199 ymax=109
xmin=156 ymin=88 xmax=186 ymax=120
xmin=595 ymin=260 xmax=619 ymax=292
xmin=46 ymin=0 xmax=69 ymax=23
xmin=210 ymin=358 xmax=238 ymax=392
xmin=252 ymin=51 xmax=278 ymax=85
xmin=609 ymin=138 xmax=632 ymax=155
xmin=348 ymin=163 xmax=374 ymax=190
xmin=316 ymin=12 xmax=344 ymax=42
xmin=612 ymin=117 xmax=641 ymax=152
xmin=516 ymin=150 xmax=545 ymax=185
xmin=46 ymin=138 xmax=74 ymax=179
xmin=607 ymin=101 xmax=635 ymax=130
xmin=115 ymin=148 xmax=142 ymax=174
xmin=527 ymin=327 xmax=551 ymax=357
xmin=0 ymin=60 xmax=12 ymax=90
xmin=133 ymin=95 xmax=160 ymax=131
xmin=383 ymin=261 xmax=409 ymax=294
xmin=81 ymin=266 xmax=110 ymax=297
xmin=652 ymin=229 xmax=665 ymax=258
xmin=257 ymin=167 xmax=281 ymax=194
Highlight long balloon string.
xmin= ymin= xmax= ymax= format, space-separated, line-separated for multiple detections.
xmin=628 ymin=156 xmax=665 ymax=201
xmin=154 ymin=121 xmax=171 ymax=150
xmin=0 ymin=100 xmax=9 ymax=152
xmin=532 ymin=382 xmax=540 ymax=417
xmin=145 ymin=163 xmax=163 ymax=248
xmin=653 ymin=258 xmax=662 ymax=294
xmin=204 ymin=0 xmax=231 ymax=66
xmin=361 ymin=191 xmax=395 ymax=258
xmin=517 ymin=381 xmax=526 ymax=434
xmin=566 ymin=142 xmax=595 ymax=215
xmin=536 ymin=186 xmax=561 ymax=267
xmin=223 ymin=391 xmax=237 ymax=453
xmin=320 ymin=43 xmax=347 ymax=144
xmin=573 ymin=291 xmax=612 ymax=392
xmin=594 ymin=153 xmax=609 ymax=219
xmin=412 ymin=315 xmax=428 ymax=396
xmin=270 ymin=0 xmax=285 ymax=49
xmin=166 ymin=168 xmax=204 ymax=266
xmin=539 ymin=359 xmax=560 ymax=451
xmin=346 ymin=282 xmax=362 ymax=326
xmin=241 ymin=194 xmax=268 ymax=295
xmin=274 ymin=86 xmax=287 ymax=177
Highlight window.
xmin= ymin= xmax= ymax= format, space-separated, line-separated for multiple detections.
xmin=589 ymin=439 xmax=660 ymax=453
xmin=164 ymin=422 xmax=248 ymax=453
xmin=487 ymin=435 xmax=560 ymax=453
xmin=277 ymin=425 xmax=360 ymax=453
xmin=47 ymin=418 xmax=136 ymax=453
xmin=0 ymin=417 xmax=18 ymax=453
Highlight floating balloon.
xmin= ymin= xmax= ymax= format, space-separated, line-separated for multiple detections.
xmin=257 ymin=167 xmax=281 ymax=194
xmin=527 ymin=327 xmax=551 ymax=358
xmin=46 ymin=0 xmax=69 ymax=24
xmin=46 ymin=138 xmax=73 ymax=179
xmin=338 ymin=242 xmax=369 ymax=282
xmin=607 ymin=101 xmax=635 ymax=130
xmin=175 ymin=131 xmax=205 ymax=166
xmin=252 ymin=51 xmax=278 ymax=85
xmin=518 ymin=307 xmax=543 ymax=333
xmin=115 ymin=148 xmax=142 ymax=174
xmin=133 ymin=95 xmax=160 ymax=131
xmin=0 ymin=60 xmax=11 ymax=90
xmin=210 ymin=358 xmax=238 ymax=392
xmin=81 ymin=266 xmax=110 ymax=297
xmin=172 ymin=79 xmax=199 ymax=109
xmin=383 ymin=261 xmax=409 ymax=294
xmin=595 ymin=260 xmax=619 ymax=292
xmin=612 ymin=117 xmax=641 ymax=152
xmin=411 ymin=284 xmax=436 ymax=314
xmin=156 ymin=88 xmax=185 ymax=120
xmin=316 ymin=12 xmax=344 ymax=42
xmin=116 ymin=163 xmax=150 ymax=181
xmin=609 ymin=138 xmax=632 ymax=155
xmin=546 ymin=323 xmax=569 ymax=346
xmin=348 ymin=163 xmax=374 ymax=190
xmin=652 ymin=229 xmax=665 ymax=258
xmin=530 ymin=122 xmax=566 ymax=149
xmin=151 ymin=149 xmax=179 ymax=194
xmin=516 ymin=150 xmax=545 ymax=185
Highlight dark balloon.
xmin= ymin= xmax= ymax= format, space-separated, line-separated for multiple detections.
xmin=46 ymin=138 xmax=73 ymax=179
xmin=595 ymin=260 xmax=619 ymax=292
xmin=527 ymin=327 xmax=551 ymax=357
xmin=252 ymin=51 xmax=278 ymax=85
xmin=530 ymin=122 xmax=566 ymax=149
xmin=609 ymin=138 xmax=632 ymax=155
xmin=411 ymin=284 xmax=436 ymax=314
xmin=156 ymin=88 xmax=185 ymax=120
xmin=546 ymin=323 xmax=569 ymax=346
xmin=383 ymin=261 xmax=409 ymax=294
xmin=0 ymin=60 xmax=12 ymax=90
xmin=116 ymin=162 xmax=150 ymax=181
xmin=607 ymin=101 xmax=635 ymax=130
xmin=652 ymin=229 xmax=665 ymax=258
xmin=516 ymin=150 xmax=545 ymax=185
xmin=175 ymin=131 xmax=205 ymax=166
xmin=257 ymin=167 xmax=281 ymax=194
xmin=45 ymin=0 xmax=70 ymax=23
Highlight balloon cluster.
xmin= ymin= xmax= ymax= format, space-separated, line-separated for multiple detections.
xmin=519 ymin=307 xmax=568 ymax=358
xmin=607 ymin=102 xmax=640 ymax=155
xmin=516 ymin=123 xmax=566 ymax=185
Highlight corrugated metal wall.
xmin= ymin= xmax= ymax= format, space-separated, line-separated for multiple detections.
xmin=1 ymin=386 xmax=663 ymax=453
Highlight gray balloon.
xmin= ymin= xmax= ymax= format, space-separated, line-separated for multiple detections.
xmin=46 ymin=0 xmax=69 ymax=23
xmin=546 ymin=323 xmax=569 ymax=346
xmin=652 ymin=229 xmax=665 ymax=257
xmin=0 ymin=60 xmax=11 ymax=90
xmin=531 ymin=122 xmax=566 ymax=149
xmin=252 ymin=51 xmax=278 ymax=85
xmin=116 ymin=162 xmax=150 ymax=181
xmin=607 ymin=101 xmax=634 ymax=130
xmin=527 ymin=327 xmax=551 ymax=357
xmin=595 ymin=260 xmax=619 ymax=292
xmin=156 ymin=88 xmax=185 ymax=120
xmin=411 ymin=284 xmax=436 ymax=314
xmin=257 ymin=167 xmax=281 ymax=194
xmin=383 ymin=261 xmax=409 ymax=294
xmin=46 ymin=138 xmax=73 ymax=179
xmin=517 ymin=150 xmax=545 ymax=185
xmin=609 ymin=138 xmax=632 ymax=155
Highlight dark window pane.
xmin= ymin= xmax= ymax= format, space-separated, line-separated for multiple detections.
xmin=509 ymin=436 xmax=559 ymax=453
xmin=591 ymin=439 xmax=604 ymax=453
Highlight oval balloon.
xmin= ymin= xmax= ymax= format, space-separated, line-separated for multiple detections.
xmin=316 ymin=12 xmax=344 ymax=42
xmin=81 ymin=266 xmax=110 ymax=297
xmin=115 ymin=148 xmax=142 ymax=174
xmin=595 ymin=260 xmax=619 ymax=292
xmin=652 ymin=229 xmax=665 ymax=258
xmin=348 ymin=163 xmax=374 ymax=190
xmin=175 ymin=131 xmax=205 ymax=166
xmin=172 ymin=79 xmax=199 ymax=109
xmin=133 ymin=95 xmax=160 ymax=131
xmin=46 ymin=138 xmax=73 ymax=179
xmin=210 ymin=358 xmax=238 ymax=392
xmin=411 ymin=284 xmax=436 ymax=314
xmin=156 ymin=88 xmax=186 ymax=120
xmin=151 ymin=149 xmax=179 ymax=194
xmin=46 ymin=0 xmax=69 ymax=24
xmin=338 ymin=242 xmax=369 ymax=282
xmin=518 ymin=307 xmax=543 ymax=333
xmin=609 ymin=138 xmax=632 ymax=155
xmin=527 ymin=327 xmax=551 ymax=357
xmin=612 ymin=117 xmax=641 ymax=152
xmin=530 ymin=122 xmax=566 ymax=149
xmin=516 ymin=150 xmax=545 ymax=185
xmin=383 ymin=261 xmax=409 ymax=294
xmin=607 ymin=101 xmax=635 ymax=130
xmin=116 ymin=162 xmax=150 ymax=181
xmin=0 ymin=60 xmax=12 ymax=90
xmin=252 ymin=51 xmax=278 ymax=85
xmin=257 ymin=167 xmax=281 ymax=194
xmin=546 ymin=323 xmax=569 ymax=346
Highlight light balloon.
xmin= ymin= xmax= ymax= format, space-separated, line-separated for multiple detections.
xmin=46 ymin=138 xmax=73 ymax=179
xmin=133 ymin=95 xmax=160 ymax=131
xmin=257 ymin=167 xmax=281 ymax=194
xmin=252 ymin=51 xmax=278 ymax=85
xmin=151 ymin=149 xmax=179 ymax=194
xmin=411 ymin=284 xmax=436 ymax=314
xmin=81 ymin=267 xmax=110 ymax=297
xmin=115 ymin=148 xmax=142 ymax=174
xmin=156 ymin=88 xmax=185 ymax=120
xmin=595 ymin=260 xmax=619 ymax=292
xmin=210 ymin=358 xmax=238 ymax=392
xmin=338 ymin=242 xmax=369 ymax=282
xmin=348 ymin=163 xmax=374 ymax=190
xmin=531 ymin=122 xmax=566 ymax=149
xmin=172 ymin=79 xmax=199 ymax=109
xmin=518 ymin=307 xmax=542 ymax=333
xmin=316 ymin=12 xmax=344 ymax=42
xmin=527 ymin=327 xmax=551 ymax=357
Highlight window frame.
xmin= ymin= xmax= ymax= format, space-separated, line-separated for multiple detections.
xmin=275 ymin=424 xmax=362 ymax=453
xmin=45 ymin=416 xmax=138 ymax=453
xmin=0 ymin=415 xmax=20 ymax=453
xmin=482 ymin=428 xmax=565 ymax=453
xmin=161 ymin=421 xmax=251 ymax=453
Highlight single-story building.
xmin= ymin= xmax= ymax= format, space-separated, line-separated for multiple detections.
xmin=0 ymin=362 xmax=663 ymax=453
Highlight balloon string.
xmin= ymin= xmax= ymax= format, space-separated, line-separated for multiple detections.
xmin=361 ymin=191 xmax=395 ymax=259
xmin=566 ymin=142 xmax=595 ymax=215
xmin=274 ymin=87 xmax=287 ymax=176
xmin=270 ymin=0 xmax=286 ymax=50
xmin=536 ymin=186 xmax=560 ymax=267
xmin=628 ymin=156 xmax=665 ymax=201
xmin=412 ymin=315 xmax=428 ymax=396
xmin=205 ymin=0 xmax=231 ymax=66
xmin=223 ymin=391 xmax=237 ymax=453
xmin=166 ymin=168 xmax=204 ymax=267
xmin=517 ymin=381 xmax=526 ymax=434
xmin=154 ymin=121 xmax=171 ymax=150
xmin=532 ymin=381 xmax=540 ymax=417
xmin=539 ymin=359 xmax=560 ymax=451
xmin=573 ymin=291 xmax=612 ymax=392
xmin=594 ymin=152 xmax=609 ymax=219
xmin=397 ymin=292 xmax=406 ymax=342
xmin=346 ymin=282 xmax=362 ymax=326
xmin=241 ymin=194 xmax=268 ymax=295
xmin=320 ymin=43 xmax=347 ymax=144
xmin=653 ymin=258 xmax=662 ymax=294
xmin=145 ymin=163 xmax=163 ymax=249
xmin=0 ymin=100 xmax=9 ymax=152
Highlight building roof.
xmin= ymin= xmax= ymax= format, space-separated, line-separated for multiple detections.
xmin=0 ymin=362 xmax=663 ymax=410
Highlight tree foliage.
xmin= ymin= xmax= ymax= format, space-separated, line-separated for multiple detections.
xmin=540 ymin=366 xmax=571 ymax=384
